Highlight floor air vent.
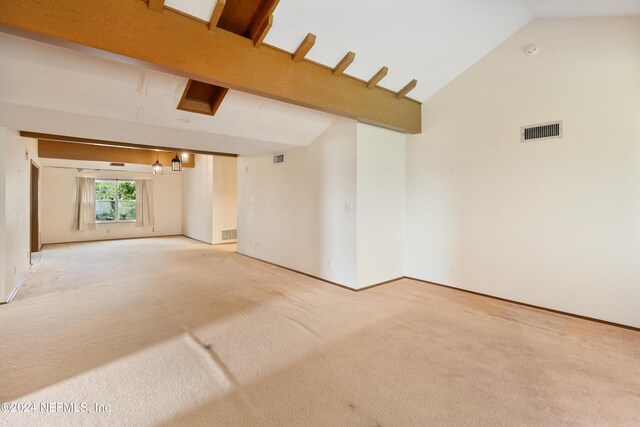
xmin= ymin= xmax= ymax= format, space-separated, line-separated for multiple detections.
xmin=521 ymin=121 xmax=562 ymax=142
xmin=221 ymin=229 xmax=237 ymax=241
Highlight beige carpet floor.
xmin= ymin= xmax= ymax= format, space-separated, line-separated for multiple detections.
xmin=0 ymin=236 xmax=638 ymax=426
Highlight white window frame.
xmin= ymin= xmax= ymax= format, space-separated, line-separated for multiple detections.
xmin=95 ymin=179 xmax=137 ymax=223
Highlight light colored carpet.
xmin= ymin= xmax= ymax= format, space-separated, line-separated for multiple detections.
xmin=0 ymin=236 xmax=638 ymax=426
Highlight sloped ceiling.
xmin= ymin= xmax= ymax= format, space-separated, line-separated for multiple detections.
xmin=265 ymin=0 xmax=532 ymax=101
xmin=520 ymin=0 xmax=640 ymax=18
xmin=0 ymin=32 xmax=336 ymax=155
xmin=1 ymin=0 xmax=637 ymax=155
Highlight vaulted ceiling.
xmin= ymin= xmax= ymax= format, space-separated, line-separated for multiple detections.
xmin=1 ymin=0 xmax=638 ymax=156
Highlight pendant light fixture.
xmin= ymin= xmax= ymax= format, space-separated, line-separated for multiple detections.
xmin=181 ymin=152 xmax=190 ymax=163
xmin=152 ymin=151 xmax=163 ymax=175
xmin=171 ymin=153 xmax=182 ymax=172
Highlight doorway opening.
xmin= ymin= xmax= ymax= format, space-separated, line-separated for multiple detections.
xmin=30 ymin=161 xmax=40 ymax=256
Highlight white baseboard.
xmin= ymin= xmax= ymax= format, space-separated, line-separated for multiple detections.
xmin=6 ymin=264 xmax=32 ymax=303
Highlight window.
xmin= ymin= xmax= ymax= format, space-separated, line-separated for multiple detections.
xmin=95 ymin=180 xmax=136 ymax=222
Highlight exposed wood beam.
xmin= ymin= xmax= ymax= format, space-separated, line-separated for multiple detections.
xmin=148 ymin=0 xmax=164 ymax=12
xmin=178 ymin=99 xmax=213 ymax=115
xmin=252 ymin=14 xmax=272 ymax=48
xmin=20 ymin=132 xmax=238 ymax=158
xmin=248 ymin=0 xmax=280 ymax=40
xmin=208 ymin=0 xmax=226 ymax=31
xmin=0 ymin=0 xmax=422 ymax=133
xmin=333 ymin=51 xmax=356 ymax=76
xmin=292 ymin=33 xmax=316 ymax=63
xmin=209 ymin=87 xmax=229 ymax=115
xmin=163 ymin=6 xmax=208 ymax=24
xmin=367 ymin=66 xmax=388 ymax=89
xmin=218 ymin=0 xmax=274 ymax=36
xmin=177 ymin=79 xmax=196 ymax=111
xmin=396 ymin=79 xmax=418 ymax=99
xmin=177 ymin=80 xmax=229 ymax=116
xmin=38 ymin=140 xmax=196 ymax=168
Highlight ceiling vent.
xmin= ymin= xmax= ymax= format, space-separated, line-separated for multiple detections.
xmin=521 ymin=121 xmax=562 ymax=143
xmin=109 ymin=162 xmax=126 ymax=167
xmin=273 ymin=154 xmax=285 ymax=164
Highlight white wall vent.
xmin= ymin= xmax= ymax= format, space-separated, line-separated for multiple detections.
xmin=521 ymin=121 xmax=562 ymax=143
xmin=273 ymin=154 xmax=285 ymax=164
xmin=221 ymin=229 xmax=237 ymax=240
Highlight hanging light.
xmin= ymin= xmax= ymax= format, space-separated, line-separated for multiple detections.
xmin=181 ymin=152 xmax=190 ymax=163
xmin=152 ymin=151 xmax=163 ymax=175
xmin=171 ymin=153 xmax=182 ymax=172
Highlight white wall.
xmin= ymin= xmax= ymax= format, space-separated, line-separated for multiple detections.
xmin=238 ymin=117 xmax=358 ymax=286
xmin=237 ymin=119 xmax=408 ymax=289
xmin=405 ymin=17 xmax=640 ymax=327
xmin=182 ymin=155 xmax=237 ymax=245
xmin=41 ymin=167 xmax=182 ymax=244
xmin=0 ymin=128 xmax=39 ymax=302
xmin=211 ymin=156 xmax=238 ymax=244
xmin=0 ymin=129 xmax=5 ymax=302
xmin=182 ymin=155 xmax=214 ymax=244
xmin=356 ymin=123 xmax=406 ymax=288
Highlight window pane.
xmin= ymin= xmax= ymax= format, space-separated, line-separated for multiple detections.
xmin=119 ymin=201 xmax=136 ymax=221
xmin=118 ymin=181 xmax=136 ymax=201
xmin=96 ymin=201 xmax=115 ymax=221
xmin=96 ymin=181 xmax=116 ymax=201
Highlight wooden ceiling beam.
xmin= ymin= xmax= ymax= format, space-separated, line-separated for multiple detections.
xmin=209 ymin=87 xmax=229 ymax=115
xmin=367 ymin=66 xmax=388 ymax=89
xmin=292 ymin=33 xmax=316 ymax=63
xmin=20 ymin=132 xmax=237 ymax=158
xmin=178 ymin=98 xmax=213 ymax=115
xmin=0 ymin=0 xmax=422 ymax=133
xmin=38 ymin=139 xmax=196 ymax=168
xmin=333 ymin=51 xmax=356 ymax=76
xmin=208 ymin=0 xmax=226 ymax=31
xmin=148 ymin=0 xmax=165 ymax=12
xmin=248 ymin=0 xmax=280 ymax=40
xmin=177 ymin=80 xmax=229 ymax=116
xmin=252 ymin=14 xmax=273 ymax=48
xmin=396 ymin=79 xmax=418 ymax=99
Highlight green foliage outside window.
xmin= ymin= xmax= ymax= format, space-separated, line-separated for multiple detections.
xmin=119 ymin=201 xmax=136 ymax=220
xmin=96 ymin=181 xmax=116 ymax=201
xmin=95 ymin=180 xmax=137 ymax=222
xmin=118 ymin=181 xmax=136 ymax=201
xmin=96 ymin=201 xmax=116 ymax=221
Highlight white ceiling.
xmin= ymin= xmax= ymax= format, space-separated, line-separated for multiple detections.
xmin=265 ymin=0 xmax=532 ymax=100
xmin=0 ymin=32 xmax=336 ymax=155
xmin=1 ymin=0 xmax=637 ymax=154
xmin=164 ymin=0 xmax=639 ymax=101
xmin=0 ymin=102 xmax=296 ymax=156
xmin=521 ymin=0 xmax=640 ymax=18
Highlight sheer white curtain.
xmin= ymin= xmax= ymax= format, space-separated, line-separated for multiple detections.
xmin=135 ymin=179 xmax=156 ymax=227
xmin=75 ymin=177 xmax=96 ymax=231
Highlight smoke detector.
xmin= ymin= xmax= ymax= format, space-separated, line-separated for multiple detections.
xmin=525 ymin=44 xmax=539 ymax=56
